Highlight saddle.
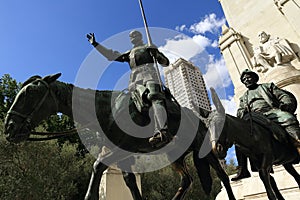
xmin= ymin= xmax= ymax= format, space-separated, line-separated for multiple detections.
xmin=111 ymin=87 xmax=179 ymax=130
xmin=243 ymin=112 xmax=289 ymax=144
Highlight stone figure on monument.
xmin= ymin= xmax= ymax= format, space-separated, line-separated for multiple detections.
xmin=86 ymin=30 xmax=172 ymax=147
xmin=231 ymin=69 xmax=300 ymax=181
xmin=252 ymin=31 xmax=296 ymax=73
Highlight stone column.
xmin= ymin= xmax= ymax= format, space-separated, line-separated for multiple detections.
xmin=219 ymin=25 xmax=253 ymax=102
xmin=273 ymin=0 xmax=300 ymax=39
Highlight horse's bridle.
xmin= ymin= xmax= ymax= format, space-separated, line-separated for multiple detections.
xmin=6 ymin=79 xmax=58 ymax=138
xmin=6 ymin=79 xmax=90 ymax=141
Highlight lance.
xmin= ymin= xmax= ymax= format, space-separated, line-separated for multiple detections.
xmin=137 ymin=0 xmax=164 ymax=89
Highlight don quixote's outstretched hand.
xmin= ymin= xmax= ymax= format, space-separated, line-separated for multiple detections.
xmin=86 ymin=33 xmax=96 ymax=45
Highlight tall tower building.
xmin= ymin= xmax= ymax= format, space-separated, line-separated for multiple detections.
xmin=164 ymin=58 xmax=211 ymax=111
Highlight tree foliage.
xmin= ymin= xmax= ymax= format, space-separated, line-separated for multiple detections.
xmin=141 ymin=154 xmax=227 ymax=200
xmin=0 ymin=74 xmax=21 ymax=118
xmin=0 ymin=134 xmax=94 ymax=200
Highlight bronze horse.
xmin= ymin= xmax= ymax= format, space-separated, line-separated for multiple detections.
xmin=4 ymin=73 xmax=236 ymax=200
xmin=207 ymin=88 xmax=300 ymax=200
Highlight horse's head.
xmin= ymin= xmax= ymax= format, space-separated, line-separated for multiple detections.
xmin=4 ymin=73 xmax=61 ymax=143
xmin=207 ymin=88 xmax=230 ymax=159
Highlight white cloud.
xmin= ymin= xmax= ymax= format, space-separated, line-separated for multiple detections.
xmin=160 ymin=34 xmax=209 ymax=61
xmin=189 ymin=13 xmax=226 ymax=34
xmin=210 ymin=95 xmax=237 ymax=116
xmin=220 ymin=96 xmax=237 ymax=116
xmin=203 ymin=56 xmax=232 ymax=90
xmin=211 ymin=40 xmax=219 ymax=48
xmin=192 ymin=34 xmax=211 ymax=49
xmin=158 ymin=48 xmax=181 ymax=64
xmin=175 ymin=24 xmax=186 ymax=32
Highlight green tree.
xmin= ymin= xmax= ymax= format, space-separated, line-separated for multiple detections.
xmin=141 ymin=154 xmax=223 ymax=200
xmin=0 ymin=134 xmax=94 ymax=200
xmin=224 ymin=159 xmax=238 ymax=176
xmin=0 ymin=74 xmax=21 ymax=118
xmin=40 ymin=114 xmax=89 ymax=156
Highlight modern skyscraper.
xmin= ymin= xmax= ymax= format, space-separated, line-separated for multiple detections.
xmin=164 ymin=58 xmax=211 ymax=111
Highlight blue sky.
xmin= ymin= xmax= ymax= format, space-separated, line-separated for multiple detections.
xmin=0 ymin=1 xmax=225 ymax=82
xmin=0 ymin=0 xmax=237 ymax=162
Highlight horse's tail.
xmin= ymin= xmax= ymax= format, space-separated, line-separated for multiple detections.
xmin=193 ymin=151 xmax=212 ymax=195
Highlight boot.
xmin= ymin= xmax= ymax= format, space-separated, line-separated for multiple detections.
xmin=148 ymin=100 xmax=172 ymax=147
xmin=231 ymin=147 xmax=251 ymax=181
xmin=285 ymin=125 xmax=300 ymax=155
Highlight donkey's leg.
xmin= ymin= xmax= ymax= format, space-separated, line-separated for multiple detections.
xmin=205 ymin=152 xmax=236 ymax=200
xmin=283 ymin=163 xmax=300 ymax=188
xmin=118 ymin=157 xmax=143 ymax=200
xmin=171 ymin=157 xmax=193 ymax=200
xmin=192 ymin=151 xmax=212 ymax=195
xmin=269 ymin=175 xmax=285 ymax=200
xmin=85 ymin=150 xmax=130 ymax=200
xmin=258 ymin=168 xmax=278 ymax=200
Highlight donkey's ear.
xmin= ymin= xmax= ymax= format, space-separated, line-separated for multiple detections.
xmin=43 ymin=73 xmax=62 ymax=84
xmin=210 ymin=87 xmax=225 ymax=114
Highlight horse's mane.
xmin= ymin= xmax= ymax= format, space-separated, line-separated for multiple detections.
xmin=21 ymin=75 xmax=42 ymax=88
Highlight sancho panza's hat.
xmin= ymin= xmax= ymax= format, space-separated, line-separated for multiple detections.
xmin=240 ymin=69 xmax=259 ymax=82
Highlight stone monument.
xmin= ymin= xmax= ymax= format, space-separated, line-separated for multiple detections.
xmin=218 ymin=0 xmax=300 ymax=116
xmin=217 ymin=0 xmax=300 ymax=198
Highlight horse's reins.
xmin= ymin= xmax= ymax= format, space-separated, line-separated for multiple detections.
xmin=29 ymin=123 xmax=94 ymax=141
xmin=245 ymin=90 xmax=254 ymax=136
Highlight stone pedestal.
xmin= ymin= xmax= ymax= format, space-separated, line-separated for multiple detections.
xmin=99 ymin=166 xmax=141 ymax=200
xmin=216 ymin=164 xmax=300 ymax=200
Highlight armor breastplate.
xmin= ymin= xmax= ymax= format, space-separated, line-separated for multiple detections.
xmin=129 ymin=45 xmax=154 ymax=68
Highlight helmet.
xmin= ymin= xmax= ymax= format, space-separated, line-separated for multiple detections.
xmin=240 ymin=69 xmax=259 ymax=83
xmin=129 ymin=30 xmax=142 ymax=38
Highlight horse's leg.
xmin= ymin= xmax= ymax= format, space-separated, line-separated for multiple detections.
xmin=85 ymin=150 xmax=130 ymax=200
xmin=171 ymin=157 xmax=193 ymax=200
xmin=85 ymin=156 xmax=108 ymax=200
xmin=117 ymin=157 xmax=143 ymax=200
xmin=121 ymin=172 xmax=143 ymax=200
xmin=204 ymin=152 xmax=236 ymax=200
xmin=283 ymin=163 xmax=300 ymax=188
